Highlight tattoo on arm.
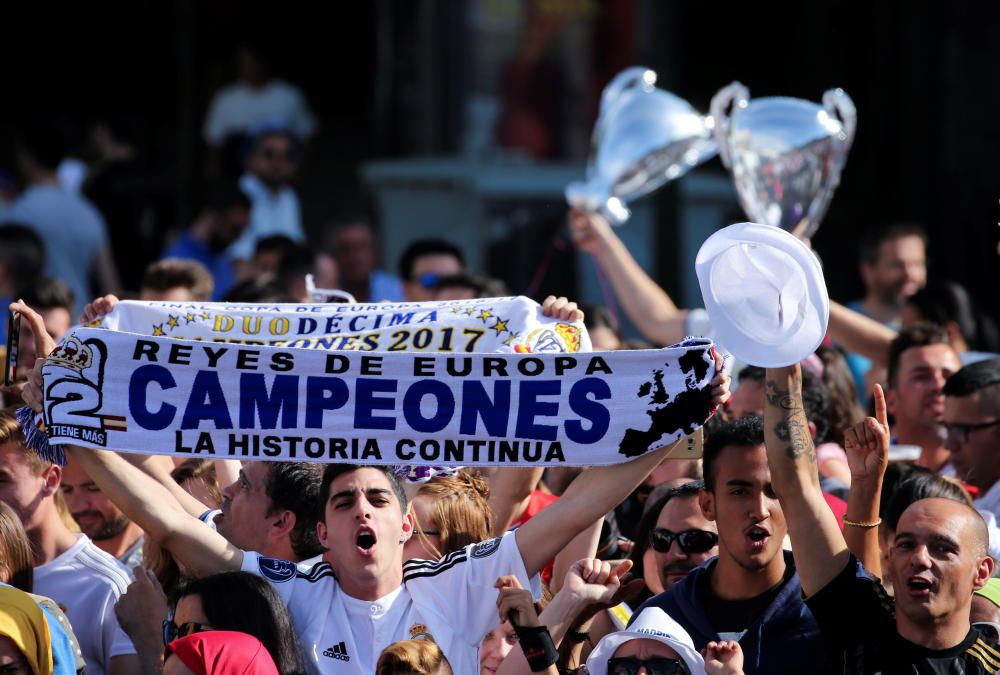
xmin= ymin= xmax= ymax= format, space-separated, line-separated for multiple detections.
xmin=765 ymin=377 xmax=816 ymax=464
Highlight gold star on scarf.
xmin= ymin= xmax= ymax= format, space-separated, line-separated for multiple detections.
xmin=451 ymin=307 xmax=464 ymax=315
xmin=464 ymin=308 xmax=476 ymax=316
xmin=185 ymin=313 xmax=196 ymax=324
xmin=152 ymin=324 xmax=165 ymax=336
xmin=478 ymin=309 xmax=493 ymax=322
xmin=167 ymin=315 xmax=180 ymax=328
xmin=200 ymin=312 xmax=211 ymax=320
xmin=491 ymin=318 xmax=508 ymax=335
xmin=503 ymin=333 xmax=517 ymax=346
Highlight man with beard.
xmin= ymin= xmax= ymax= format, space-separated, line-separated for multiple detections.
xmin=61 ymin=454 xmax=145 ymax=568
xmin=845 ymin=223 xmax=928 ymax=395
xmin=161 ymin=183 xmax=251 ymax=300
xmin=886 ymin=323 xmax=962 ymax=473
xmin=764 ymin=364 xmax=999 ymax=673
xmin=632 ymin=416 xmax=824 ymax=675
xmin=944 ymin=359 xmax=1000 ymax=518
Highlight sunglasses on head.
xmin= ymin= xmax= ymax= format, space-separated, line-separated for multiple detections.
xmin=163 ymin=620 xmax=208 ymax=646
xmin=649 ymin=528 xmax=718 ymax=554
xmin=608 ymin=656 xmax=691 ymax=675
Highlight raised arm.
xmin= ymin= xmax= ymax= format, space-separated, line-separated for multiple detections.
xmin=517 ymin=353 xmax=730 ymax=577
xmin=569 ymin=209 xmax=688 ymax=346
xmin=827 ymin=301 xmax=896 ymax=365
xmin=66 ymin=445 xmax=243 ymax=577
xmin=488 ymin=467 xmax=545 ymax=534
xmin=763 ymin=364 xmax=848 ymax=596
xmin=841 ymin=385 xmax=890 ymax=579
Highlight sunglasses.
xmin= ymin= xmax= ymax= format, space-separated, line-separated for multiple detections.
xmin=163 ymin=620 xmax=209 ymax=646
xmin=649 ymin=528 xmax=718 ymax=555
xmin=943 ymin=419 xmax=1000 ymax=445
xmin=416 ymin=272 xmax=442 ymax=289
xmin=608 ymin=656 xmax=691 ymax=675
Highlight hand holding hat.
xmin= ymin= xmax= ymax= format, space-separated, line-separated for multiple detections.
xmin=696 ymin=223 xmax=829 ymax=368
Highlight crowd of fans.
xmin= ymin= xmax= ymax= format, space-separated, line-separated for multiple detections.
xmin=0 ymin=44 xmax=998 ymax=675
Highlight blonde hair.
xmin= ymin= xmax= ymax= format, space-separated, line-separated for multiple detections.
xmin=376 ymin=639 xmax=453 ymax=675
xmin=0 ymin=407 xmax=50 ymax=476
xmin=412 ymin=470 xmax=492 ymax=559
xmin=0 ymin=502 xmax=33 ymax=592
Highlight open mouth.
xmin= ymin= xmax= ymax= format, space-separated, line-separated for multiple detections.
xmin=356 ymin=527 xmax=377 ymax=554
xmin=746 ymin=525 xmax=770 ymax=550
xmin=906 ymin=576 xmax=934 ymax=596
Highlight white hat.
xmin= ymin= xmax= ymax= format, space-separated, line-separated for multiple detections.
xmin=585 ymin=607 xmax=705 ymax=675
xmin=695 ymin=222 xmax=829 ymax=368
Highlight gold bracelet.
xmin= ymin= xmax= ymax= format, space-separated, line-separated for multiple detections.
xmin=842 ymin=516 xmax=882 ymax=529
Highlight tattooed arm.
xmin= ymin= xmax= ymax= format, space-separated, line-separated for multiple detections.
xmin=764 ymin=365 xmax=849 ymax=596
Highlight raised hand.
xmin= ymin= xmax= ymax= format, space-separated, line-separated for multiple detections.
xmin=541 ymin=295 xmax=584 ymax=323
xmin=703 ymin=640 xmax=745 ymax=675
xmin=843 ymin=383 xmax=890 ymax=482
xmin=567 ymin=208 xmax=615 ymax=257
xmin=709 ymin=348 xmax=733 ymax=412
xmin=79 ymin=294 xmax=120 ymax=325
xmin=11 ymin=301 xmax=58 ymax=413
xmin=495 ymin=575 xmax=540 ymax=628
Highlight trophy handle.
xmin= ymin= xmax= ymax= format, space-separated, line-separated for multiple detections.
xmin=709 ymin=81 xmax=750 ymax=169
xmin=823 ymin=88 xmax=857 ymax=156
xmin=600 ymin=67 xmax=656 ymax=115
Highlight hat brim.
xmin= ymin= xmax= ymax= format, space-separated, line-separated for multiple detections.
xmin=696 ymin=222 xmax=829 ymax=368
xmin=585 ymin=629 xmax=704 ymax=675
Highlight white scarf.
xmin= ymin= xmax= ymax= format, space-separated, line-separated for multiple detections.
xmin=35 ymin=299 xmax=719 ymax=466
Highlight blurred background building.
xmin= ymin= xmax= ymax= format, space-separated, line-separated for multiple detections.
xmin=0 ymin=0 xmax=996 ymax=323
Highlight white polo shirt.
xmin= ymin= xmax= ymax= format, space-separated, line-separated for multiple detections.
xmin=33 ymin=534 xmax=135 ymax=675
xmin=242 ymin=532 xmax=539 ymax=674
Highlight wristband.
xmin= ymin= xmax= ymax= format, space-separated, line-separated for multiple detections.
xmin=842 ymin=516 xmax=882 ymax=529
xmin=513 ymin=624 xmax=559 ymax=671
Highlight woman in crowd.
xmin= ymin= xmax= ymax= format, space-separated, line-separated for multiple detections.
xmin=171 ymin=459 xmax=223 ymax=510
xmin=403 ymin=470 xmax=493 ymax=561
xmin=116 ymin=569 xmax=306 ymax=675
xmin=0 ymin=585 xmax=54 ymax=675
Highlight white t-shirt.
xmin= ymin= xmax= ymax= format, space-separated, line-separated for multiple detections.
xmin=242 ymin=532 xmax=540 ymax=674
xmin=203 ymin=80 xmax=317 ymax=145
xmin=33 ymin=534 xmax=136 ymax=675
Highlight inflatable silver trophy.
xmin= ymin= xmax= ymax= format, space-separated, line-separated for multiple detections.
xmin=565 ymin=67 xmax=717 ymax=225
xmin=710 ymin=82 xmax=856 ymax=240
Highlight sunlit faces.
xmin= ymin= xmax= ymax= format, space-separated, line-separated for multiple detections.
xmin=887 ymin=498 xmax=992 ymax=626
xmin=887 ymin=345 xmax=961 ymax=432
xmin=944 ymin=392 xmax=1000 ymax=492
xmin=479 ymin=621 xmax=518 ymax=675
xmin=317 ymin=468 xmax=412 ymax=591
xmin=215 ymin=463 xmax=274 ymax=552
xmin=699 ymin=445 xmax=785 ymax=572
xmin=643 ymin=496 xmax=717 ymax=592
xmin=60 ymin=455 xmax=130 ymax=541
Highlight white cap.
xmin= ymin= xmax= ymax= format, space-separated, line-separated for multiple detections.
xmin=696 ymin=222 xmax=829 ymax=368
xmin=585 ymin=607 xmax=705 ymax=675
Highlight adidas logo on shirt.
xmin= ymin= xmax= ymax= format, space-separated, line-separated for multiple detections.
xmin=323 ymin=641 xmax=350 ymax=662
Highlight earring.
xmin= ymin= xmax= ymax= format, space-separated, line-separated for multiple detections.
xmin=399 ymin=535 xmax=407 ymax=543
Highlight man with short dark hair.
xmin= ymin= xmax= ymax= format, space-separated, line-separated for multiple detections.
xmin=397 ymin=238 xmax=464 ymax=302
xmin=944 ymin=358 xmax=1000 ymax=518
xmin=326 ymin=219 xmax=403 ymax=303
xmin=227 ymin=125 xmax=305 ymax=265
xmin=846 ymin=223 xmax=928 ymax=394
xmin=764 ymin=363 xmax=999 ymax=672
xmin=885 ymin=323 xmax=962 ymax=473
xmin=633 ymin=415 xmax=824 ymax=674
xmin=161 ymin=182 xmax=251 ymax=299
xmin=0 ymin=122 xmax=121 ymax=316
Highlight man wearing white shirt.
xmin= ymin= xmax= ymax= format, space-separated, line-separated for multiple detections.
xmin=227 ymin=126 xmax=306 ymax=263
xmin=944 ymin=359 xmax=1000 ymax=516
xmin=0 ymin=409 xmax=137 ymax=675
